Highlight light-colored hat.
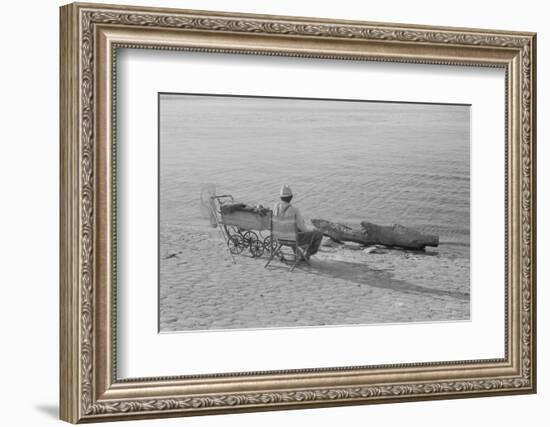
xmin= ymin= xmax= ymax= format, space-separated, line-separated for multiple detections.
xmin=279 ymin=184 xmax=293 ymax=197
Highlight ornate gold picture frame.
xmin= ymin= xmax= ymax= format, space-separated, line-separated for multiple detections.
xmin=60 ymin=2 xmax=536 ymax=423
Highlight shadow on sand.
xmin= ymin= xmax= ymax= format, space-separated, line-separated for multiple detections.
xmin=292 ymin=257 xmax=470 ymax=301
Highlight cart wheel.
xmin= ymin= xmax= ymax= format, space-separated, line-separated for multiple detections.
xmin=227 ymin=235 xmax=244 ymax=255
xmin=249 ymin=238 xmax=265 ymax=258
xmin=263 ymin=236 xmax=273 ymax=252
xmin=241 ymin=231 xmax=259 ymax=248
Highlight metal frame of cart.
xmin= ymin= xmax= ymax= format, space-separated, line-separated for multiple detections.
xmin=209 ymin=195 xmax=273 ymax=260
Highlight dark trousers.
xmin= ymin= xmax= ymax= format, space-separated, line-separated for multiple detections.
xmin=297 ymin=230 xmax=323 ymax=256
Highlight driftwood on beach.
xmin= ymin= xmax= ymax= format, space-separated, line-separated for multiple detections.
xmin=360 ymin=221 xmax=439 ymax=249
xmin=310 ymin=219 xmax=373 ymax=245
xmin=311 ymin=218 xmax=439 ymax=250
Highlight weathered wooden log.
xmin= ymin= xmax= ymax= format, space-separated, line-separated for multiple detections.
xmin=360 ymin=221 xmax=439 ymax=249
xmin=311 ymin=218 xmax=439 ymax=249
xmin=310 ymin=219 xmax=376 ymax=245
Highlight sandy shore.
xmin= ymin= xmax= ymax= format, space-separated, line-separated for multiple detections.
xmin=159 ymin=223 xmax=470 ymax=332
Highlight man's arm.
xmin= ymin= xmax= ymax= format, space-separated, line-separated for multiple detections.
xmin=294 ymin=207 xmax=309 ymax=232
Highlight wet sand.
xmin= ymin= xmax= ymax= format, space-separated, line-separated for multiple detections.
xmin=159 ymin=224 xmax=470 ymax=332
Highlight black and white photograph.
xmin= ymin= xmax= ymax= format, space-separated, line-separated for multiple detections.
xmin=2 ymin=0 xmax=543 ymax=425
xmin=159 ymin=93 xmax=471 ymax=332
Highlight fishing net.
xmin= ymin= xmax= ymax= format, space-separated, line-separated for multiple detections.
xmin=199 ymin=183 xmax=218 ymax=228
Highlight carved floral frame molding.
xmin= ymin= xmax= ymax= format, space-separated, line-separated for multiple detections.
xmin=60 ymin=2 xmax=536 ymax=423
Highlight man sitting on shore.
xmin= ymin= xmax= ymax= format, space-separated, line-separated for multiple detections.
xmin=272 ymin=184 xmax=323 ymax=259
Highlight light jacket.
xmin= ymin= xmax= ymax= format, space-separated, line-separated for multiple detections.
xmin=272 ymin=201 xmax=309 ymax=232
